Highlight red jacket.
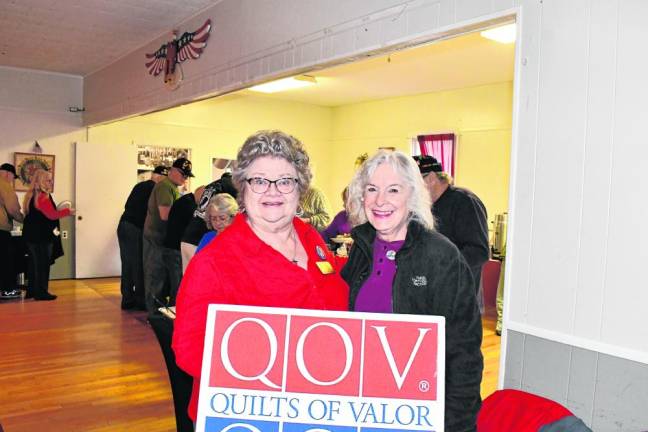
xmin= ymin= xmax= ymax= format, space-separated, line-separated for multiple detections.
xmin=172 ymin=214 xmax=349 ymax=420
xmin=478 ymin=389 xmax=574 ymax=431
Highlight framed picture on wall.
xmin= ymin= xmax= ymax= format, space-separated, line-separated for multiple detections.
xmin=136 ymin=145 xmax=192 ymax=193
xmin=13 ymin=152 xmax=56 ymax=192
xmin=137 ymin=145 xmax=191 ymax=182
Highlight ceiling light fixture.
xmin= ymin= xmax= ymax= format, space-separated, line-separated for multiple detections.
xmin=249 ymin=75 xmax=317 ymax=93
xmin=480 ymin=24 xmax=516 ymax=44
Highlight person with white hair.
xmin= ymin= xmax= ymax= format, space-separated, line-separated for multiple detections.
xmin=194 ymin=193 xmax=238 ymax=253
xmin=341 ymin=149 xmax=483 ymax=432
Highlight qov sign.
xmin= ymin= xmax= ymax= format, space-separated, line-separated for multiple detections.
xmin=196 ymin=305 xmax=445 ymax=432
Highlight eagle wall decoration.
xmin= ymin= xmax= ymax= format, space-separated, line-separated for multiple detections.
xmin=145 ymin=19 xmax=212 ymax=90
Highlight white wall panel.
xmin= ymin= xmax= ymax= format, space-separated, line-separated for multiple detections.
xmin=505 ymin=0 xmax=541 ymax=325
xmin=572 ymin=0 xmax=618 ymax=341
xmin=601 ymin=0 xmax=648 ymax=353
xmin=456 ymin=0 xmax=493 ymax=22
xmin=526 ymin=0 xmax=589 ymax=333
xmin=406 ymin=2 xmax=441 ymax=36
xmin=438 ymin=0 xmax=456 ymax=28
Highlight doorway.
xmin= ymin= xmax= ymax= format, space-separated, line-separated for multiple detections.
xmin=86 ymin=18 xmax=518 ymax=398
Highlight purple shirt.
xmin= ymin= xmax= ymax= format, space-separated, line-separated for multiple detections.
xmin=320 ymin=210 xmax=352 ymax=241
xmin=354 ymin=237 xmax=405 ymax=313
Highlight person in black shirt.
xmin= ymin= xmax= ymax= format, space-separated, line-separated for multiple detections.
xmin=180 ymin=172 xmax=237 ymax=271
xmin=117 ymin=166 xmax=167 ymax=310
xmin=414 ymin=155 xmax=489 ymax=312
xmin=163 ymin=185 xmax=204 ymax=306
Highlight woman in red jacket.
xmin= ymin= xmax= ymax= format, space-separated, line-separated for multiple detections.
xmin=22 ymin=169 xmax=74 ymax=300
xmin=172 ymin=130 xmax=349 ymax=422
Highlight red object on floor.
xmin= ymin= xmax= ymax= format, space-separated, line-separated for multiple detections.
xmin=478 ymin=389 xmax=573 ymax=432
xmin=482 ymin=259 xmax=501 ymax=308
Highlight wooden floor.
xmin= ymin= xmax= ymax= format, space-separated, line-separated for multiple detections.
xmin=0 ymin=278 xmax=501 ymax=431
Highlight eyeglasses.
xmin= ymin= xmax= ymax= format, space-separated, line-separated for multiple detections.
xmin=245 ymin=177 xmax=299 ymax=194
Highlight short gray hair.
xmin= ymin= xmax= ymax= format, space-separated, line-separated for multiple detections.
xmin=347 ymin=150 xmax=434 ymax=231
xmin=232 ymin=130 xmax=312 ymax=208
xmin=205 ymin=193 xmax=239 ymax=230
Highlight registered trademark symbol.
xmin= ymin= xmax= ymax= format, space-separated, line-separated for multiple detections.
xmin=418 ymin=380 xmax=430 ymax=392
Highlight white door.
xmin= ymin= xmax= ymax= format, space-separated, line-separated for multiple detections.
xmin=75 ymin=141 xmax=138 ymax=278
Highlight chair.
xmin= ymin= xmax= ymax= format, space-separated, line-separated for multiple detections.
xmin=148 ymin=315 xmax=194 ymax=432
xmin=481 ymin=259 xmax=501 ymax=309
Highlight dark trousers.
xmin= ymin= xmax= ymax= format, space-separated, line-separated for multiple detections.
xmin=117 ymin=220 xmax=145 ymax=307
xmin=26 ymin=241 xmax=53 ymax=298
xmin=162 ymin=247 xmax=182 ymax=307
xmin=143 ymin=235 xmax=168 ymax=315
xmin=0 ymin=230 xmax=17 ymax=292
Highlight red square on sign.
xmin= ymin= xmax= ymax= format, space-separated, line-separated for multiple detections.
xmin=210 ymin=311 xmax=287 ymax=391
xmin=362 ymin=320 xmax=438 ymax=400
xmin=285 ymin=316 xmax=362 ymax=396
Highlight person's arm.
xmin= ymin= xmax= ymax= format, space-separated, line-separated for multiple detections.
xmin=454 ymin=196 xmax=490 ymax=271
xmin=0 ymin=187 xmax=23 ymax=222
xmin=437 ymin=252 xmax=484 ymax=431
xmin=156 ymin=182 xmax=177 ymax=222
xmin=320 ymin=211 xmax=344 ymax=241
xmin=304 ymin=189 xmax=331 ymax=231
xmin=195 ymin=231 xmax=216 ymax=253
xmin=36 ymin=194 xmax=71 ymax=220
xmin=158 ymin=205 xmax=171 ymax=221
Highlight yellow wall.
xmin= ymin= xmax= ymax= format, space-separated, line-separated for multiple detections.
xmin=90 ymin=82 xmax=512 ymax=224
xmin=329 ymin=81 xmax=513 ymax=219
xmin=88 ymin=94 xmax=334 ymax=193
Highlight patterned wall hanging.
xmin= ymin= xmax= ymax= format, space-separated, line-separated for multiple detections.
xmin=145 ymin=19 xmax=212 ymax=90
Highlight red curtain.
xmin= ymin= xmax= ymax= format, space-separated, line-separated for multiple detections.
xmin=417 ymin=133 xmax=456 ymax=177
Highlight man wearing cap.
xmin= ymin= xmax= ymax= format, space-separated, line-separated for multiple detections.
xmin=0 ymin=163 xmax=24 ymax=299
xmin=414 ymin=155 xmax=489 ymax=311
xmin=180 ymin=172 xmax=237 ymax=272
xmin=143 ymin=158 xmax=193 ymax=314
xmin=117 ymin=165 xmax=168 ymax=310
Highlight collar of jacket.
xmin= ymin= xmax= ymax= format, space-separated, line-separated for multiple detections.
xmin=351 ymin=219 xmax=427 ymax=258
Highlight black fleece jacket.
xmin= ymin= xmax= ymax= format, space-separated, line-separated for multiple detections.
xmin=341 ymin=220 xmax=483 ymax=432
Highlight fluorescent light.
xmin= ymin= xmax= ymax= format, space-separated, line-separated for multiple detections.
xmin=480 ymin=24 xmax=516 ymax=44
xmin=249 ymin=75 xmax=317 ymax=93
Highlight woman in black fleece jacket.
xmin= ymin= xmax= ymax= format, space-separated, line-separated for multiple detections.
xmin=341 ymin=150 xmax=483 ymax=432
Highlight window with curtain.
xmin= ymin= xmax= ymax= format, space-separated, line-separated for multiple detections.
xmin=416 ymin=133 xmax=456 ymax=177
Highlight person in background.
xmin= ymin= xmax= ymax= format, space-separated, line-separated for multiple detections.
xmin=162 ymin=185 xmax=204 ymax=306
xmin=342 ymin=150 xmax=483 ymax=432
xmin=299 ymin=186 xmax=330 ymax=231
xmin=22 ymin=169 xmax=74 ymax=301
xmin=320 ymin=187 xmax=351 ymax=241
xmin=143 ymin=157 xmax=193 ymax=315
xmin=180 ymin=172 xmax=237 ymax=272
xmin=117 ymin=165 xmax=168 ymax=310
xmin=0 ymin=163 xmax=24 ymax=299
xmin=414 ymin=155 xmax=489 ymax=312
xmin=194 ymin=193 xmax=238 ymax=253
xmin=173 ymin=130 xmax=348 ymax=423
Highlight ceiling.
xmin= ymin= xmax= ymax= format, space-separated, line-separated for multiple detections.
xmin=0 ymin=0 xmax=514 ymax=107
xmin=0 ymin=0 xmax=222 ymax=76
xmin=239 ymin=31 xmax=515 ymax=107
